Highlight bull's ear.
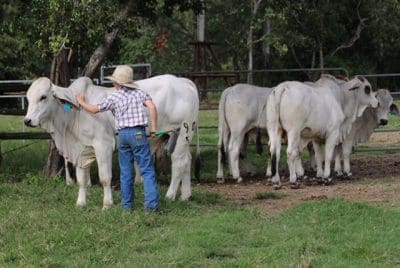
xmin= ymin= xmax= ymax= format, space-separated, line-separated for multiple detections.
xmin=52 ymin=86 xmax=80 ymax=109
xmin=356 ymin=75 xmax=366 ymax=82
xmin=390 ymin=103 xmax=399 ymax=116
xmin=343 ymin=77 xmax=362 ymax=91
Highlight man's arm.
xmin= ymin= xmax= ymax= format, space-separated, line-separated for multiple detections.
xmin=76 ymin=93 xmax=100 ymax=114
xmin=145 ymin=99 xmax=158 ymax=134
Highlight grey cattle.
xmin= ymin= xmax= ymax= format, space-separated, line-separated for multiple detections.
xmin=266 ymin=75 xmax=378 ymax=189
xmin=216 ymin=84 xmax=273 ymax=183
xmin=24 ymin=77 xmax=115 ymax=209
xmin=333 ymin=89 xmax=399 ymax=177
xmin=24 ymin=75 xmax=200 ymax=209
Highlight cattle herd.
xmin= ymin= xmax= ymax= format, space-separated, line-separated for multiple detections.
xmin=23 ymin=73 xmax=398 ymax=209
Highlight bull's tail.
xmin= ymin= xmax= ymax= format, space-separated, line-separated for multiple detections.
xmin=256 ymin=127 xmax=263 ymax=155
xmin=184 ymin=77 xmax=201 ymax=181
xmin=255 ymin=94 xmax=269 ymax=156
xmin=218 ymin=89 xmax=230 ymax=166
xmin=267 ymin=85 xmax=286 ymax=178
xmin=194 ymin=121 xmax=201 ymax=180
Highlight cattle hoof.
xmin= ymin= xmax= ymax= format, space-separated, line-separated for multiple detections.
xmin=180 ymin=195 xmax=191 ymax=201
xmin=323 ymin=178 xmax=334 ymax=185
xmin=217 ymin=178 xmax=225 ymax=184
xmin=273 ymin=183 xmax=282 ymax=190
xmin=165 ymin=192 xmax=177 ymax=201
xmin=102 ymin=205 xmax=112 ymax=211
xmin=290 ymin=182 xmax=300 ymax=189
xmin=76 ymin=201 xmax=86 ymax=207
xmin=343 ymin=173 xmax=353 ymax=180
xmin=334 ymin=171 xmax=343 ymax=179
xmin=237 ymin=177 xmax=243 ymax=183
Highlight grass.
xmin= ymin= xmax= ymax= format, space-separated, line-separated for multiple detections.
xmin=1 ymin=179 xmax=400 ymax=266
xmin=1 ymin=104 xmax=400 ymax=266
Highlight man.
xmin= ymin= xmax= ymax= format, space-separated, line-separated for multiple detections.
xmin=76 ymin=65 xmax=159 ymax=212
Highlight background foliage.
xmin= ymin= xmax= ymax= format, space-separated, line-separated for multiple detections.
xmin=1 ymin=0 xmax=400 ymax=88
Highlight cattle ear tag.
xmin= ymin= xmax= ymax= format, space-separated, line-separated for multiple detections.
xmin=63 ymin=102 xmax=72 ymax=112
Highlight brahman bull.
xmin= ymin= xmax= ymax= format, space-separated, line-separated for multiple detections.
xmin=216 ymin=84 xmax=272 ymax=183
xmin=266 ymin=74 xmax=378 ymax=189
xmin=333 ymin=88 xmax=399 ymax=178
xmin=24 ymin=75 xmax=200 ymax=209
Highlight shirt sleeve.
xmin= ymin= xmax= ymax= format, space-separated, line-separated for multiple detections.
xmin=140 ymin=90 xmax=152 ymax=103
xmin=97 ymin=95 xmax=115 ymax=112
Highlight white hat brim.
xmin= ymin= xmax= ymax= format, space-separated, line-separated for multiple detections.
xmin=105 ymin=75 xmax=139 ymax=89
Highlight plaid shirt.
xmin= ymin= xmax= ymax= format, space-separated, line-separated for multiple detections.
xmin=98 ymin=87 xmax=152 ymax=130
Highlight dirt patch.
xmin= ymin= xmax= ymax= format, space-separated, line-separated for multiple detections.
xmin=199 ymin=152 xmax=400 ymax=212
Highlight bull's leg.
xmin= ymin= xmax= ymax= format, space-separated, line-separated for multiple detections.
xmin=307 ymin=142 xmax=317 ymax=171
xmin=166 ymin=137 xmax=191 ymax=201
xmin=216 ymin=144 xmax=225 ymax=183
xmin=333 ymin=146 xmax=343 ymax=177
xmin=228 ymin=132 xmax=245 ymax=183
xmin=97 ymin=162 xmax=113 ymax=210
xmin=240 ymin=134 xmax=258 ymax=177
xmin=286 ymin=131 xmax=300 ymax=189
xmin=65 ymin=160 xmax=74 ymax=186
xmin=341 ymin=141 xmax=353 ymax=178
xmin=295 ymin=139 xmax=309 ymax=179
xmin=312 ymin=141 xmax=324 ymax=178
xmin=76 ymin=166 xmax=90 ymax=207
xmin=180 ymin=149 xmax=192 ymax=201
xmin=323 ymin=133 xmax=339 ymax=184
xmin=94 ymin=146 xmax=114 ymax=210
xmin=266 ymin=156 xmax=272 ymax=178
xmin=268 ymin=128 xmax=282 ymax=189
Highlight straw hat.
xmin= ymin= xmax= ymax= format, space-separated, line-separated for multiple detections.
xmin=105 ymin=65 xmax=139 ymax=88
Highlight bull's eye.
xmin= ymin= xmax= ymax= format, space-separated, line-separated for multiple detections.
xmin=364 ymin=86 xmax=371 ymax=95
xmin=40 ymin=95 xmax=47 ymax=101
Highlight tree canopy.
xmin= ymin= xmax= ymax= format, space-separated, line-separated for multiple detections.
xmin=1 ymin=0 xmax=400 ymax=89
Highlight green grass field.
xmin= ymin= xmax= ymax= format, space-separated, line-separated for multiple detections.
xmin=0 ymin=101 xmax=400 ymax=266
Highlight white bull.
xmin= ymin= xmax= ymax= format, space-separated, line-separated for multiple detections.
xmin=267 ymin=75 xmax=378 ymax=189
xmin=24 ymin=74 xmax=200 ymax=209
xmin=216 ymin=84 xmax=272 ymax=183
xmin=333 ymin=88 xmax=399 ymax=178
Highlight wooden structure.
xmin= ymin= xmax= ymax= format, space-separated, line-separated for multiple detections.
xmin=189 ymin=41 xmax=238 ymax=100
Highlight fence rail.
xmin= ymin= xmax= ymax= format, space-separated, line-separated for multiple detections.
xmin=1 ymin=70 xmax=400 ymax=156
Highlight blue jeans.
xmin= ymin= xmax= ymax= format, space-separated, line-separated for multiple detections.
xmin=118 ymin=127 xmax=159 ymax=210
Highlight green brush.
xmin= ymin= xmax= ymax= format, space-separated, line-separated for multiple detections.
xmin=154 ymin=130 xmax=170 ymax=137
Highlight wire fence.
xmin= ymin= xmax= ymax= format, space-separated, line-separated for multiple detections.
xmin=1 ymin=69 xmax=400 ymax=154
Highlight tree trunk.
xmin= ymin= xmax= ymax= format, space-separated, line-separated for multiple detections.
xmin=246 ymin=0 xmax=262 ymax=84
xmin=44 ymin=47 xmax=72 ymax=179
xmin=262 ymin=16 xmax=271 ymax=85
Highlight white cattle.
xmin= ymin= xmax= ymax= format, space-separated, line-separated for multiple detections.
xmin=216 ymin=84 xmax=273 ymax=183
xmin=333 ymin=89 xmax=399 ymax=177
xmin=24 ymin=77 xmax=115 ymax=209
xmin=24 ymin=74 xmax=200 ymax=209
xmin=266 ymin=75 xmax=378 ymax=189
xmin=134 ymin=75 xmax=200 ymax=201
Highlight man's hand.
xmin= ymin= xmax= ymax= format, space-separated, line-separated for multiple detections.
xmin=150 ymin=130 xmax=157 ymax=138
xmin=75 ymin=93 xmax=99 ymax=114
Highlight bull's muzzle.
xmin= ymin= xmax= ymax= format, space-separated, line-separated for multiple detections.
xmin=24 ymin=118 xmax=33 ymax=127
xmin=380 ymin=119 xmax=388 ymax=126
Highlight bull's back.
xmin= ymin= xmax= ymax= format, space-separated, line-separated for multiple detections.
xmin=224 ymin=84 xmax=271 ymax=129
xmin=136 ymin=75 xmax=199 ymax=129
xmin=277 ymin=82 xmax=344 ymax=134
